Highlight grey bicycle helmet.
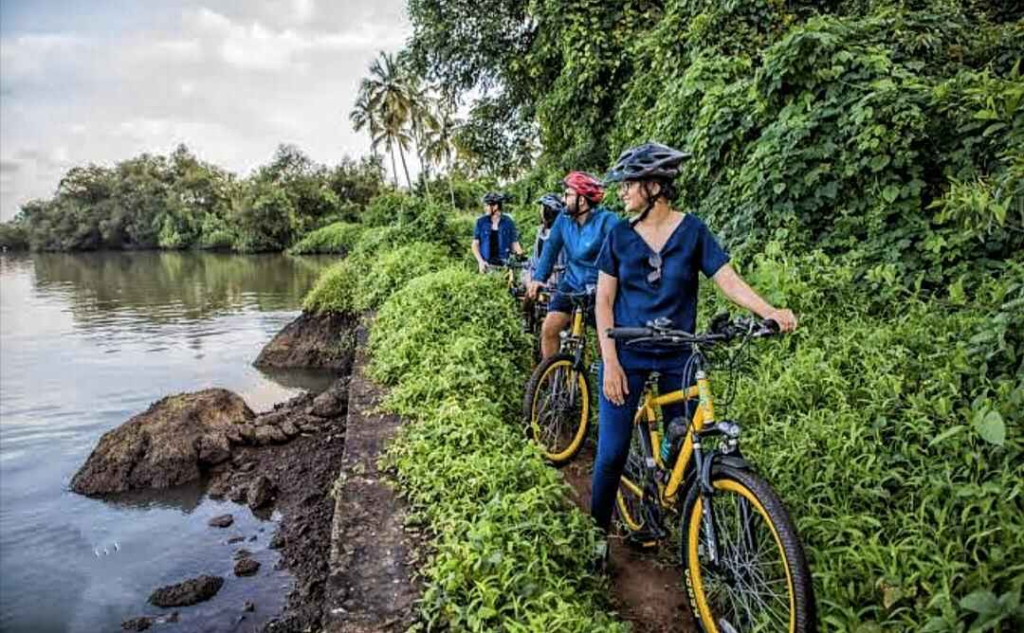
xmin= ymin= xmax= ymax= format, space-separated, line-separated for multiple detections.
xmin=482 ymin=192 xmax=511 ymax=206
xmin=605 ymin=142 xmax=691 ymax=183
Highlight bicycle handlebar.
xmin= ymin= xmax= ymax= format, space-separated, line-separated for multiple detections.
xmin=607 ymin=317 xmax=779 ymax=347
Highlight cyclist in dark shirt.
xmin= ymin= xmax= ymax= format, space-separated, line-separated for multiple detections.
xmin=472 ymin=192 xmax=523 ymax=273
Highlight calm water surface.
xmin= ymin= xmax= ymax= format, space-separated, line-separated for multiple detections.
xmin=0 ymin=252 xmax=339 ymax=633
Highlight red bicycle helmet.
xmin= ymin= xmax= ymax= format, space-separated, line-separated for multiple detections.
xmin=563 ymin=171 xmax=605 ymax=203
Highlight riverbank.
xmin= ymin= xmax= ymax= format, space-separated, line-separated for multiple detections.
xmin=67 ymin=312 xmax=422 ymax=631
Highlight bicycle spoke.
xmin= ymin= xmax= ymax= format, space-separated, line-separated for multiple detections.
xmin=697 ymin=488 xmax=792 ymax=631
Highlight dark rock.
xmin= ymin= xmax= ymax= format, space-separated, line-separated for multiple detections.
xmin=229 ymin=485 xmax=248 ymax=503
xmin=254 ymin=312 xmax=357 ymax=370
xmin=166 ymin=612 xmax=179 ymax=623
xmin=244 ymin=601 xmax=256 ymax=612
xmin=254 ymin=411 xmax=288 ymax=427
xmin=197 ymin=434 xmax=231 ymax=465
xmin=71 ymin=389 xmax=254 ymax=496
xmin=270 ymin=531 xmax=285 ymax=550
xmin=248 ymin=535 xmax=258 ymax=542
xmin=279 ymin=420 xmax=300 ymax=437
xmin=208 ymin=514 xmax=234 ymax=528
xmin=148 ymin=575 xmax=224 ymax=607
xmin=247 ymin=475 xmax=276 ymax=509
xmin=234 ymin=558 xmax=261 ymax=577
xmin=121 ymin=616 xmax=152 ymax=631
xmin=233 ymin=548 xmax=253 ymax=560
xmin=238 ymin=425 xmax=257 ymax=445
xmin=224 ymin=428 xmax=243 ymax=444
xmin=310 ymin=391 xmax=345 ymax=419
xmin=227 ymin=535 xmax=245 ymax=544
xmin=254 ymin=425 xmax=288 ymax=445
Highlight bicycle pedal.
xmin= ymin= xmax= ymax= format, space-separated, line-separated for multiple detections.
xmin=624 ymin=534 xmax=662 ymax=550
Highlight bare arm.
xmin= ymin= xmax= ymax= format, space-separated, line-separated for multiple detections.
xmin=597 ymin=271 xmax=629 ymax=404
xmin=512 ymin=241 xmax=524 ymax=256
xmin=596 ymin=272 xmax=619 ymax=365
xmin=471 ymin=239 xmax=487 ymax=273
xmin=712 ymin=264 xmax=797 ymax=331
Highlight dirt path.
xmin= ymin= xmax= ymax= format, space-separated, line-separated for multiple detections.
xmin=324 ymin=327 xmax=420 ymax=632
xmin=561 ymin=441 xmax=696 ymax=633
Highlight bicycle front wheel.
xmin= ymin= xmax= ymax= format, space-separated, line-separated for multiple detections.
xmin=522 ymin=352 xmax=590 ymax=465
xmin=681 ymin=465 xmax=816 ymax=633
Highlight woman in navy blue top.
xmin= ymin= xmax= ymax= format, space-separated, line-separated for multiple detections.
xmin=591 ymin=142 xmax=797 ymax=552
xmin=472 ymin=192 xmax=523 ymax=273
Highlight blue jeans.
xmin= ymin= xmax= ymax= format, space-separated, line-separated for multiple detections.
xmin=591 ymin=363 xmax=693 ymax=531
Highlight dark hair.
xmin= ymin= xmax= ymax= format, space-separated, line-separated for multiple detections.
xmin=641 ymin=178 xmax=678 ymax=203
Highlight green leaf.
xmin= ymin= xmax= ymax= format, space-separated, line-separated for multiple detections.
xmin=960 ymin=590 xmax=1000 ymax=615
xmin=882 ymin=185 xmax=900 ymax=203
xmin=773 ymin=182 xmax=787 ymax=195
xmin=869 ymin=155 xmax=891 ymax=172
xmin=928 ymin=425 xmax=966 ymax=448
xmin=973 ymin=410 xmax=1006 ymax=446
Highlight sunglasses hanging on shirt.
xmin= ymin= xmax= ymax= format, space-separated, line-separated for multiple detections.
xmin=647 ymin=252 xmax=662 ymax=287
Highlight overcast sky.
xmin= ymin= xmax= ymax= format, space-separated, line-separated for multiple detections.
xmin=0 ymin=0 xmax=410 ymax=221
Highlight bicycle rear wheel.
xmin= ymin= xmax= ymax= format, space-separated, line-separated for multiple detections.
xmin=522 ymin=352 xmax=590 ymax=465
xmin=681 ymin=465 xmax=816 ymax=633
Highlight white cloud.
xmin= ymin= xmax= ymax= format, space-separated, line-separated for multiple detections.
xmin=0 ymin=0 xmax=412 ymax=221
xmin=0 ymin=34 xmax=90 ymax=80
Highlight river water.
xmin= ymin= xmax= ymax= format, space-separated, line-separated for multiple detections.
xmin=0 ymin=252 xmax=339 ymax=633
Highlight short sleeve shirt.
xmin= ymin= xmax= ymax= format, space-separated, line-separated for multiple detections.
xmin=596 ymin=213 xmax=730 ymax=369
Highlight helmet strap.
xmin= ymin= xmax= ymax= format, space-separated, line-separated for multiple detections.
xmin=631 ymin=182 xmax=658 ymax=225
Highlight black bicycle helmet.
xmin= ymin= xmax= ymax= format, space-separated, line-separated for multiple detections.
xmin=604 ymin=142 xmax=691 ymax=183
xmin=537 ymin=193 xmax=566 ymax=222
xmin=482 ymin=192 xmax=511 ymax=206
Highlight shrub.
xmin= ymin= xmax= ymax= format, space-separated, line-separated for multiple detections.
xmin=370 ymin=269 xmax=626 ymax=631
xmin=288 ymin=221 xmax=365 ymax=255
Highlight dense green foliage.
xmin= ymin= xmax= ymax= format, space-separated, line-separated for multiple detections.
xmin=301 ymin=193 xmax=466 ymax=314
xmin=696 ymin=246 xmax=1024 ymax=631
xmin=288 ymin=222 xmax=366 ymax=255
xmin=2 ymin=145 xmax=383 ymax=253
xmin=369 ymin=269 xmax=626 ymax=631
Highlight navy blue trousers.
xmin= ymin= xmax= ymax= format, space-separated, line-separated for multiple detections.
xmin=590 ymin=364 xmax=693 ymax=531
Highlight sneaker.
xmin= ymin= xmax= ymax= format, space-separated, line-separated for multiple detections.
xmin=589 ymin=540 xmax=610 ymax=575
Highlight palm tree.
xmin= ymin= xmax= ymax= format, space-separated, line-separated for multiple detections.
xmin=349 ymin=91 xmax=389 ymax=185
xmin=358 ymin=52 xmax=416 ymax=189
xmin=424 ymin=103 xmax=460 ymax=208
xmin=405 ymin=77 xmax=438 ymax=201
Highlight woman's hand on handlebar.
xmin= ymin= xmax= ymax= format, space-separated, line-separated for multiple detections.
xmin=764 ymin=308 xmax=797 ymax=332
xmin=526 ymin=280 xmax=546 ymax=300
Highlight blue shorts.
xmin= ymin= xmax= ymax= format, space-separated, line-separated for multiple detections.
xmin=547 ymin=284 xmax=596 ymax=326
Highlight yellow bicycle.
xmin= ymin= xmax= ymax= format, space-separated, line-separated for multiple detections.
xmin=609 ymin=315 xmax=816 ymax=633
xmin=521 ymin=287 xmax=595 ymax=464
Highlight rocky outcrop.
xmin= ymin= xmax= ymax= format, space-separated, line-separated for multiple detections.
xmin=148 ymin=575 xmax=224 ymax=608
xmin=71 ymin=389 xmax=255 ymax=496
xmin=254 ymin=312 xmax=357 ymax=371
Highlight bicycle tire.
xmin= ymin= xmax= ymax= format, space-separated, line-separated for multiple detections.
xmin=522 ymin=353 xmax=590 ymax=465
xmin=614 ymin=429 xmax=648 ymax=532
xmin=681 ymin=464 xmax=817 ymax=633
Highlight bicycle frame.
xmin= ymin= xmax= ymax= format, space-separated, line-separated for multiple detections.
xmin=633 ymin=380 xmax=706 ymax=507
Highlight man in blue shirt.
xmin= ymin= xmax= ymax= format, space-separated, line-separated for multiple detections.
xmin=527 ymin=172 xmax=620 ymax=358
xmin=472 ymin=192 xmax=523 ymax=273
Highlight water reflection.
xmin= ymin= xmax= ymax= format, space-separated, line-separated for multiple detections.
xmin=28 ymin=251 xmax=337 ymax=324
xmin=0 ymin=252 xmax=335 ymax=633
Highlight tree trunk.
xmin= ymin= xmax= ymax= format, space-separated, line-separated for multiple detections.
xmin=389 ymin=147 xmax=399 ymax=189
xmin=397 ymin=144 xmax=412 ymax=190
xmin=417 ymin=145 xmax=433 ymax=203
xmin=447 ymin=160 xmax=456 ymax=209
